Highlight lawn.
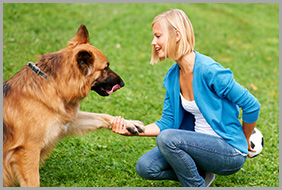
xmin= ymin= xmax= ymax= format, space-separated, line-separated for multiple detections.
xmin=3 ymin=3 xmax=279 ymax=187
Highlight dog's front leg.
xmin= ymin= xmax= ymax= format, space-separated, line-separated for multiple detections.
xmin=66 ymin=111 xmax=114 ymax=136
xmin=66 ymin=111 xmax=145 ymax=136
xmin=12 ymin=146 xmax=41 ymax=187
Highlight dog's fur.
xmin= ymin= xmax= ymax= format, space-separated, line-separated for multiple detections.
xmin=3 ymin=25 xmax=144 ymax=187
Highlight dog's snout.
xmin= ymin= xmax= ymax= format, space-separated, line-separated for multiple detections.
xmin=110 ymin=69 xmax=124 ymax=88
xmin=120 ymin=79 xmax=125 ymax=88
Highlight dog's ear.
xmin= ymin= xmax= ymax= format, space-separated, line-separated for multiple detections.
xmin=77 ymin=50 xmax=94 ymax=76
xmin=68 ymin=24 xmax=89 ymax=47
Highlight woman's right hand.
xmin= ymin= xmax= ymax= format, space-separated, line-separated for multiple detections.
xmin=112 ymin=116 xmax=131 ymax=135
xmin=112 ymin=117 xmax=160 ymax=137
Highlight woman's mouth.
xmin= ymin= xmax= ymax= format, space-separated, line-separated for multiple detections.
xmin=156 ymin=47 xmax=161 ymax=53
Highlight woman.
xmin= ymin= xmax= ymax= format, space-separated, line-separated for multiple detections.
xmin=111 ymin=9 xmax=260 ymax=187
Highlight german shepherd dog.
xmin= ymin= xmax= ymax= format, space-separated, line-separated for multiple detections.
xmin=3 ymin=25 xmax=144 ymax=187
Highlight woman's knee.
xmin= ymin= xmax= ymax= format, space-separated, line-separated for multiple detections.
xmin=157 ymin=129 xmax=177 ymax=151
xmin=136 ymin=147 xmax=169 ymax=180
xmin=157 ymin=129 xmax=171 ymax=144
xmin=135 ymin=155 xmax=150 ymax=179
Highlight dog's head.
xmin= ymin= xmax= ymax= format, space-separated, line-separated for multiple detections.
xmin=68 ymin=25 xmax=124 ymax=97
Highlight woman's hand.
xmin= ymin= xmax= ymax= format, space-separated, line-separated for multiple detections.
xmin=112 ymin=116 xmax=131 ymax=135
xmin=112 ymin=117 xmax=160 ymax=137
xmin=243 ymin=121 xmax=257 ymax=158
xmin=247 ymin=138 xmax=256 ymax=158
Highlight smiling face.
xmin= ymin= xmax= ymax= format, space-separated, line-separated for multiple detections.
xmin=150 ymin=9 xmax=195 ymax=65
xmin=151 ymin=22 xmax=167 ymax=59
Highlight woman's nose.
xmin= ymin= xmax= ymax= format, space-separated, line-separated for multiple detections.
xmin=151 ymin=37 xmax=156 ymax=46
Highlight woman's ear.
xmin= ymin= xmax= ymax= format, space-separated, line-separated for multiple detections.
xmin=176 ymin=29 xmax=181 ymax=43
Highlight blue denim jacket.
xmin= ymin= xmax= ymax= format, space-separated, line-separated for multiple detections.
xmin=155 ymin=51 xmax=260 ymax=154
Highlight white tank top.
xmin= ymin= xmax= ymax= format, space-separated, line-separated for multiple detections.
xmin=180 ymin=93 xmax=221 ymax=138
xmin=180 ymin=93 xmax=246 ymax=156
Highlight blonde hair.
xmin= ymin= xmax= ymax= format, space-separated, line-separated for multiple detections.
xmin=150 ymin=9 xmax=195 ymax=64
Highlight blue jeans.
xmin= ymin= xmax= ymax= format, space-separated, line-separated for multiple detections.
xmin=136 ymin=129 xmax=246 ymax=187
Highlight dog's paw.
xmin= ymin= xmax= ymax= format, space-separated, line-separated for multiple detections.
xmin=126 ymin=120 xmax=145 ymax=135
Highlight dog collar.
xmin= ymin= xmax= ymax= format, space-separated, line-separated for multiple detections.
xmin=27 ymin=62 xmax=48 ymax=79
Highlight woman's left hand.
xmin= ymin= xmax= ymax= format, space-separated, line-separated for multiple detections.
xmin=247 ymin=139 xmax=256 ymax=158
xmin=243 ymin=121 xmax=257 ymax=158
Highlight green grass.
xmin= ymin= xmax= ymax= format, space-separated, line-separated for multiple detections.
xmin=3 ymin=3 xmax=279 ymax=187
